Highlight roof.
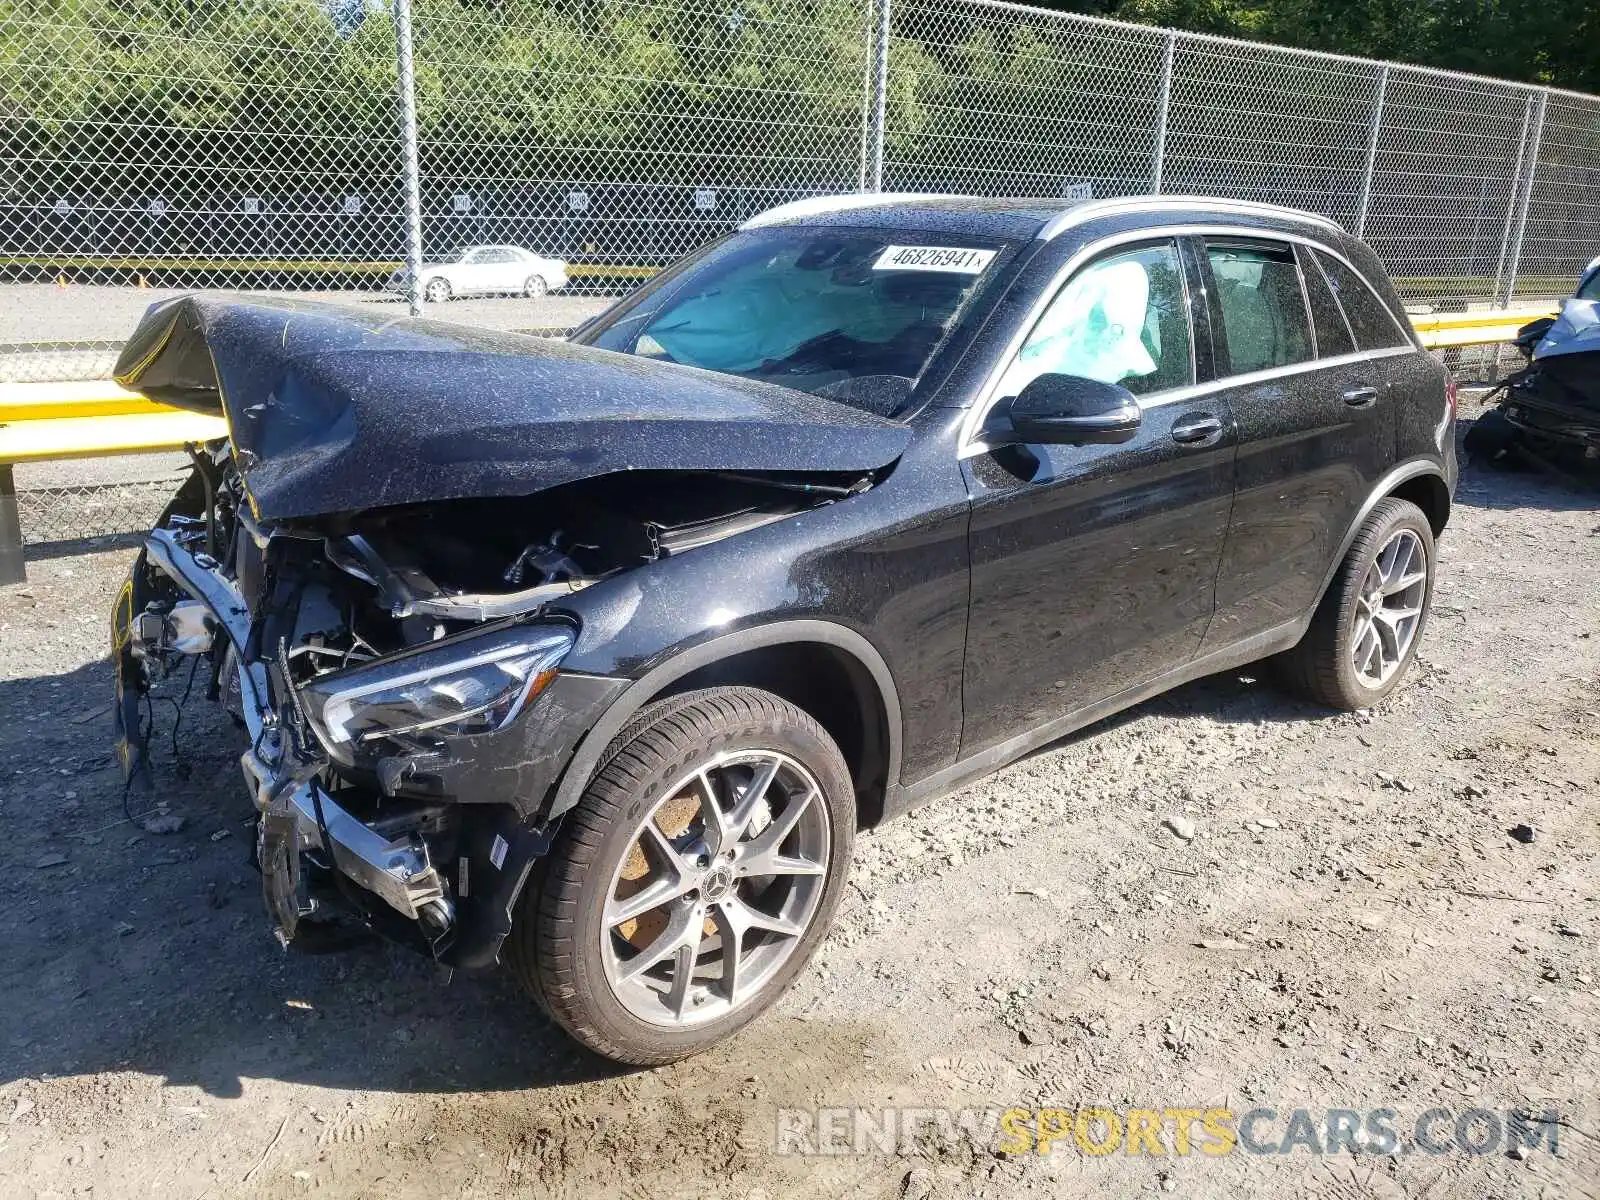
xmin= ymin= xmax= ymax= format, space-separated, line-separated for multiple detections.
xmin=740 ymin=192 xmax=1348 ymax=242
xmin=740 ymin=193 xmax=1068 ymax=241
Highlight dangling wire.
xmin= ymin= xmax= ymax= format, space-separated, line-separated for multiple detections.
xmin=120 ymin=655 xmax=204 ymax=821
xmin=120 ymin=693 xmax=156 ymax=825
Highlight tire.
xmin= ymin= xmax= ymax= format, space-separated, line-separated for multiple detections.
xmin=523 ymin=274 xmax=548 ymax=298
xmin=1275 ymin=497 xmax=1435 ymax=711
xmin=423 ymin=277 xmax=451 ymax=303
xmin=507 ymin=686 xmax=855 ymax=1065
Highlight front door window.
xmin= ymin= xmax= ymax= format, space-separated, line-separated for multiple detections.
xmin=996 ymin=239 xmax=1194 ymax=401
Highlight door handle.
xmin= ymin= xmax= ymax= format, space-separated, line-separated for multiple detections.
xmin=1342 ymin=385 xmax=1379 ymax=408
xmin=1170 ymin=413 xmax=1224 ymax=446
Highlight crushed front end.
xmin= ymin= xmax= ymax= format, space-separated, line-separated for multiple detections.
xmin=112 ymin=452 xmax=636 ymax=967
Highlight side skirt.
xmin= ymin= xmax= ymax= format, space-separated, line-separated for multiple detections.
xmin=881 ymin=617 xmax=1307 ymax=823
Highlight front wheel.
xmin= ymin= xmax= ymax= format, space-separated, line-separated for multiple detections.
xmin=523 ymin=274 xmax=548 ymax=298
xmin=507 ymin=687 xmax=855 ymax=1065
xmin=423 ymin=277 xmax=451 ymax=303
xmin=1276 ymin=497 xmax=1435 ymax=710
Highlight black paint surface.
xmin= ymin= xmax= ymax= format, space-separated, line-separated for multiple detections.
xmin=114 ymin=294 xmax=911 ymax=521
xmin=115 ymin=200 xmax=1458 ymax=969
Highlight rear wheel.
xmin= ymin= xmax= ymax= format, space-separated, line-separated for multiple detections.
xmin=507 ymin=687 xmax=854 ymax=1065
xmin=1276 ymin=497 xmax=1434 ymax=710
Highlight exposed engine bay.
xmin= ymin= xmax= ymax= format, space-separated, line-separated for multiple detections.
xmin=116 ymin=448 xmax=866 ymax=966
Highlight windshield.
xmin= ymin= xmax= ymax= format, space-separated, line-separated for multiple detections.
xmin=1579 ymin=268 xmax=1600 ymax=301
xmin=578 ymin=227 xmax=1011 ymax=416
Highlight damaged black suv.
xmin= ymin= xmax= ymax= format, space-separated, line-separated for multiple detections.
xmin=112 ymin=195 xmax=1455 ymax=1065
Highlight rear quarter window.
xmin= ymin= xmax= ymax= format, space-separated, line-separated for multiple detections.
xmin=1298 ymin=245 xmax=1356 ymax=358
xmin=1314 ymin=250 xmax=1412 ymax=350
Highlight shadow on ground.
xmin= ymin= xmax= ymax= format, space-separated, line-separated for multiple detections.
xmin=1454 ymin=414 xmax=1600 ymax=510
xmin=0 ymin=657 xmax=626 ymax=1099
xmin=0 ymin=655 xmax=1326 ymax=1101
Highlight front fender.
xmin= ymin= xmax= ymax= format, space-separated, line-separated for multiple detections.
xmin=543 ymin=618 xmax=904 ymax=824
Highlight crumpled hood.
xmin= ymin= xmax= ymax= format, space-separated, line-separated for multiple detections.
xmin=1534 ymin=297 xmax=1600 ymax=362
xmin=114 ymin=294 xmax=911 ymax=521
xmin=1528 ymin=297 xmax=1600 ymax=413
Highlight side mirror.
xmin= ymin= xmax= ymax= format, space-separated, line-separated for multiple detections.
xmin=993 ymin=374 xmax=1142 ymax=446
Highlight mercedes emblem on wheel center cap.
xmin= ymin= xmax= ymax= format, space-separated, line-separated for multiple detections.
xmin=702 ymin=864 xmax=735 ymax=902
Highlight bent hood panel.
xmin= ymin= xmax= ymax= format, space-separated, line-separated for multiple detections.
xmin=1531 ymin=298 xmax=1600 ymax=410
xmin=113 ymin=295 xmax=911 ymax=520
xmin=1534 ymin=298 xmax=1600 ymax=362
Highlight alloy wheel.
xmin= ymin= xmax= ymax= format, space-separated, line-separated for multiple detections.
xmin=600 ymin=750 xmax=831 ymax=1028
xmin=1350 ymin=527 xmax=1427 ymax=688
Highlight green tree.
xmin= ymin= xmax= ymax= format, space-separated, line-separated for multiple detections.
xmin=1037 ymin=0 xmax=1600 ymax=92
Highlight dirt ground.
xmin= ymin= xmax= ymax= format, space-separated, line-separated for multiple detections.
xmin=2 ymin=416 xmax=1597 ymax=1199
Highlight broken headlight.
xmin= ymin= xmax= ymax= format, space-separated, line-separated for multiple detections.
xmin=300 ymin=625 xmax=575 ymax=756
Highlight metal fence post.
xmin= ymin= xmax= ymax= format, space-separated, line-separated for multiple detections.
xmin=1491 ymin=93 xmax=1535 ymax=304
xmin=1150 ymin=33 xmax=1176 ymax=194
xmin=392 ymin=0 xmax=425 ymax=318
xmin=1500 ymin=88 xmax=1548 ymax=307
xmin=865 ymin=0 xmax=892 ymax=192
xmin=857 ymin=0 xmax=875 ymax=191
xmin=1354 ymin=64 xmax=1389 ymax=238
xmin=0 ymin=465 xmax=24 ymax=585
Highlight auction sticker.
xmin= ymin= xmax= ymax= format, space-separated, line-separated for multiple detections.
xmin=873 ymin=245 xmax=996 ymax=274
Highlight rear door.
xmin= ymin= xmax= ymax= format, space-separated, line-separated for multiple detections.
xmin=959 ymin=237 xmax=1237 ymax=757
xmin=1197 ymin=236 xmax=1394 ymax=651
xmin=1310 ymin=247 xmax=1433 ymax=456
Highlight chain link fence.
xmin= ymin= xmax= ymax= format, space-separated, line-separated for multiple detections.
xmin=3 ymin=0 xmax=1600 ymax=546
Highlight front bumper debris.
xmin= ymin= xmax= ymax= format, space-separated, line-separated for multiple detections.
xmin=242 ymin=741 xmax=452 ymax=939
xmin=137 ymin=527 xmax=453 ymax=941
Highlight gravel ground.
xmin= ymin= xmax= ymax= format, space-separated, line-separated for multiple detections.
xmin=1 ymin=416 xmax=1597 ymax=1199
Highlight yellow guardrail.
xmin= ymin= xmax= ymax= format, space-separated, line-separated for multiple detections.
xmin=0 ymin=380 xmax=226 ymax=462
xmin=0 ymin=255 xmax=662 ymax=280
xmin=1410 ymin=307 xmax=1552 ymax=350
xmin=0 ymin=306 xmax=1558 ymax=464
xmin=0 ymin=380 xmax=227 ymax=581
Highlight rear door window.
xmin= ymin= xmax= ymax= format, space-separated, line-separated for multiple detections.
xmin=1205 ymin=240 xmax=1314 ymax=376
xmin=1313 ymin=250 xmax=1412 ymax=350
xmin=1297 ymin=245 xmax=1356 ymax=358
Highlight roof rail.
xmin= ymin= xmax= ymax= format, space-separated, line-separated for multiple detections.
xmin=738 ymin=191 xmax=1349 ymax=240
xmin=1037 ymin=195 xmax=1348 ymax=241
xmin=739 ymin=193 xmax=960 ymax=230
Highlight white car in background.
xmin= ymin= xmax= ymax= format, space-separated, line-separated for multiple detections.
xmin=387 ymin=245 xmax=570 ymax=302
